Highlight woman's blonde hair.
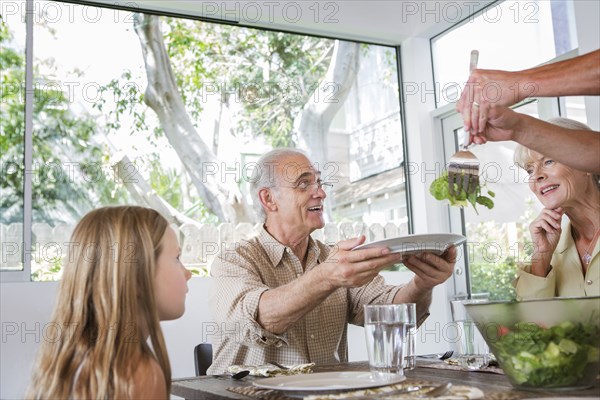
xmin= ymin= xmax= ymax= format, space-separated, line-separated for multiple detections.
xmin=27 ymin=206 xmax=171 ymax=399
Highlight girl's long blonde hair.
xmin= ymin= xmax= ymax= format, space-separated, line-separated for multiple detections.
xmin=27 ymin=206 xmax=171 ymax=399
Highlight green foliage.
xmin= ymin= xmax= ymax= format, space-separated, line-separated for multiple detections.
xmin=465 ymin=208 xmax=539 ymax=301
xmin=30 ymin=245 xmax=63 ymax=281
xmin=189 ymin=267 xmax=209 ymax=277
xmin=163 ymin=18 xmax=333 ymax=147
xmin=148 ymin=155 xmax=182 ymax=208
xmin=1 ymin=17 xmax=129 ymax=224
xmin=470 ymin=257 xmax=518 ymax=301
xmin=94 ymin=70 xmax=149 ymax=136
xmin=183 ymin=199 xmax=219 ymax=225
xmin=430 ymin=171 xmax=495 ymax=214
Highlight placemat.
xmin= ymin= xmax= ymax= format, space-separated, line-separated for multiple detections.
xmin=227 ymin=379 xmax=485 ymax=400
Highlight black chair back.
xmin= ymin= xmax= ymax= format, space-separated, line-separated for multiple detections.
xmin=194 ymin=343 xmax=213 ymax=376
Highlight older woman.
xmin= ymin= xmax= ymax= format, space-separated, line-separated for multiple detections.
xmin=513 ymin=117 xmax=600 ymax=299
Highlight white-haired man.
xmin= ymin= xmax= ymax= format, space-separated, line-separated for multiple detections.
xmin=207 ymin=148 xmax=456 ymax=373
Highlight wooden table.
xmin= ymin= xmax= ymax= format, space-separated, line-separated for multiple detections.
xmin=171 ymin=361 xmax=600 ymax=400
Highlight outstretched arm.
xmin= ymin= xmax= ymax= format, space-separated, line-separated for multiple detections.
xmin=457 ymin=49 xmax=600 ymax=134
xmin=257 ymin=237 xmax=404 ymax=334
xmin=474 ymin=106 xmax=600 ymax=173
xmin=518 ymin=49 xmax=600 ymax=98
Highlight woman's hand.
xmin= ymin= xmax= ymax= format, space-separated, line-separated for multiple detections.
xmin=529 ymin=207 xmax=563 ymax=276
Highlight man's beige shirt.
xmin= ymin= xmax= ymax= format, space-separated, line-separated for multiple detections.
xmin=207 ymin=227 xmax=401 ymax=374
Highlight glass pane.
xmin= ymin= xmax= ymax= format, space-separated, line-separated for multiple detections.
xmin=432 ymin=0 xmax=578 ymax=107
xmin=562 ymin=96 xmax=588 ymax=125
xmin=25 ymin=1 xmax=406 ymax=280
xmin=462 ymin=102 xmax=542 ymax=300
xmin=1 ymin=1 xmax=26 ymax=272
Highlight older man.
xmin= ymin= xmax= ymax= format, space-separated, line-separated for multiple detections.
xmin=207 ymin=148 xmax=456 ymax=373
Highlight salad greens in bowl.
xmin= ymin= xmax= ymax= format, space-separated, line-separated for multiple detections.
xmin=465 ymin=297 xmax=600 ymax=390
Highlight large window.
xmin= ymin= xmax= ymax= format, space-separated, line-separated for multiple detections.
xmin=445 ymin=102 xmax=542 ymax=300
xmin=1 ymin=1 xmax=408 ymax=280
xmin=433 ymin=0 xmax=585 ymax=300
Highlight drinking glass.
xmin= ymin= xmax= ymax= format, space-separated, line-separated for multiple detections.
xmin=450 ymin=299 xmax=489 ymax=370
xmin=400 ymin=303 xmax=416 ymax=370
xmin=364 ymin=304 xmax=410 ymax=378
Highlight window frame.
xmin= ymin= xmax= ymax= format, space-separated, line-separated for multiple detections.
xmin=434 ymin=79 xmax=584 ymax=300
xmin=428 ymin=0 xmax=585 ymax=299
xmin=1 ymin=0 xmax=412 ymax=281
xmin=1 ymin=0 xmax=34 ymax=283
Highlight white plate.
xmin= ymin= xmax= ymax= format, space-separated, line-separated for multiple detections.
xmin=353 ymin=233 xmax=466 ymax=255
xmin=253 ymin=371 xmax=405 ymax=391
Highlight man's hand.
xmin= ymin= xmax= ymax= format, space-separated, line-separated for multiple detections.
xmin=457 ymin=69 xmax=536 ymax=135
xmin=470 ymin=105 xmax=525 ymax=145
xmin=402 ymin=246 xmax=457 ymax=291
xmin=319 ymin=236 xmax=404 ymax=290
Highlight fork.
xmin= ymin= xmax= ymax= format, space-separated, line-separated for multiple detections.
xmin=448 ymin=50 xmax=480 ymax=197
xmin=422 ymin=382 xmax=452 ymax=397
xmin=418 ymin=350 xmax=453 ymax=360
xmin=267 ymin=361 xmax=289 ymax=370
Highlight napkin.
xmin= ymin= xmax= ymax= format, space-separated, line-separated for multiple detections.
xmin=442 ymin=356 xmax=504 ymax=374
xmin=227 ymin=362 xmax=315 ymax=377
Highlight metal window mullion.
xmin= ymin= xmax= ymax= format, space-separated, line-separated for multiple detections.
xmin=440 ymin=114 xmax=470 ymax=300
xmin=395 ymin=45 xmax=413 ymax=235
xmin=23 ymin=0 xmax=34 ymax=281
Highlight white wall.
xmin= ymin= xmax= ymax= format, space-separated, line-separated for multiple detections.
xmin=1 ymin=270 xmax=452 ymax=399
xmin=1 ymin=282 xmax=59 ymax=399
xmin=0 ymin=278 xmax=214 ymax=399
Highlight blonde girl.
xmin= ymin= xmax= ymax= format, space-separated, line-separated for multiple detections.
xmin=27 ymin=206 xmax=191 ymax=399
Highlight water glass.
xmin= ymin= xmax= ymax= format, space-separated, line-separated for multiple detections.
xmin=450 ymin=299 xmax=489 ymax=370
xmin=363 ymin=304 xmax=410 ymax=378
xmin=400 ymin=303 xmax=416 ymax=370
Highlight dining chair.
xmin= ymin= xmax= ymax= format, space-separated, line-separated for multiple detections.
xmin=194 ymin=343 xmax=213 ymax=376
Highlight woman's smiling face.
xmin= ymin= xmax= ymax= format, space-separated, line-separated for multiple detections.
xmin=525 ymin=151 xmax=590 ymax=209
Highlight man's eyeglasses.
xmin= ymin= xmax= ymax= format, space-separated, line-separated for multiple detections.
xmin=275 ymin=179 xmax=333 ymax=192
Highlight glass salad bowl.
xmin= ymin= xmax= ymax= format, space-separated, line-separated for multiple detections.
xmin=464 ymin=296 xmax=600 ymax=390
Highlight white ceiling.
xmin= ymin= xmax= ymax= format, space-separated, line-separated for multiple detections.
xmin=95 ymin=0 xmax=495 ymax=45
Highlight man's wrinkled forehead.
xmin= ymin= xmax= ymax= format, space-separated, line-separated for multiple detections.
xmin=272 ymin=156 xmax=320 ymax=183
xmin=279 ymin=163 xmax=321 ymax=184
